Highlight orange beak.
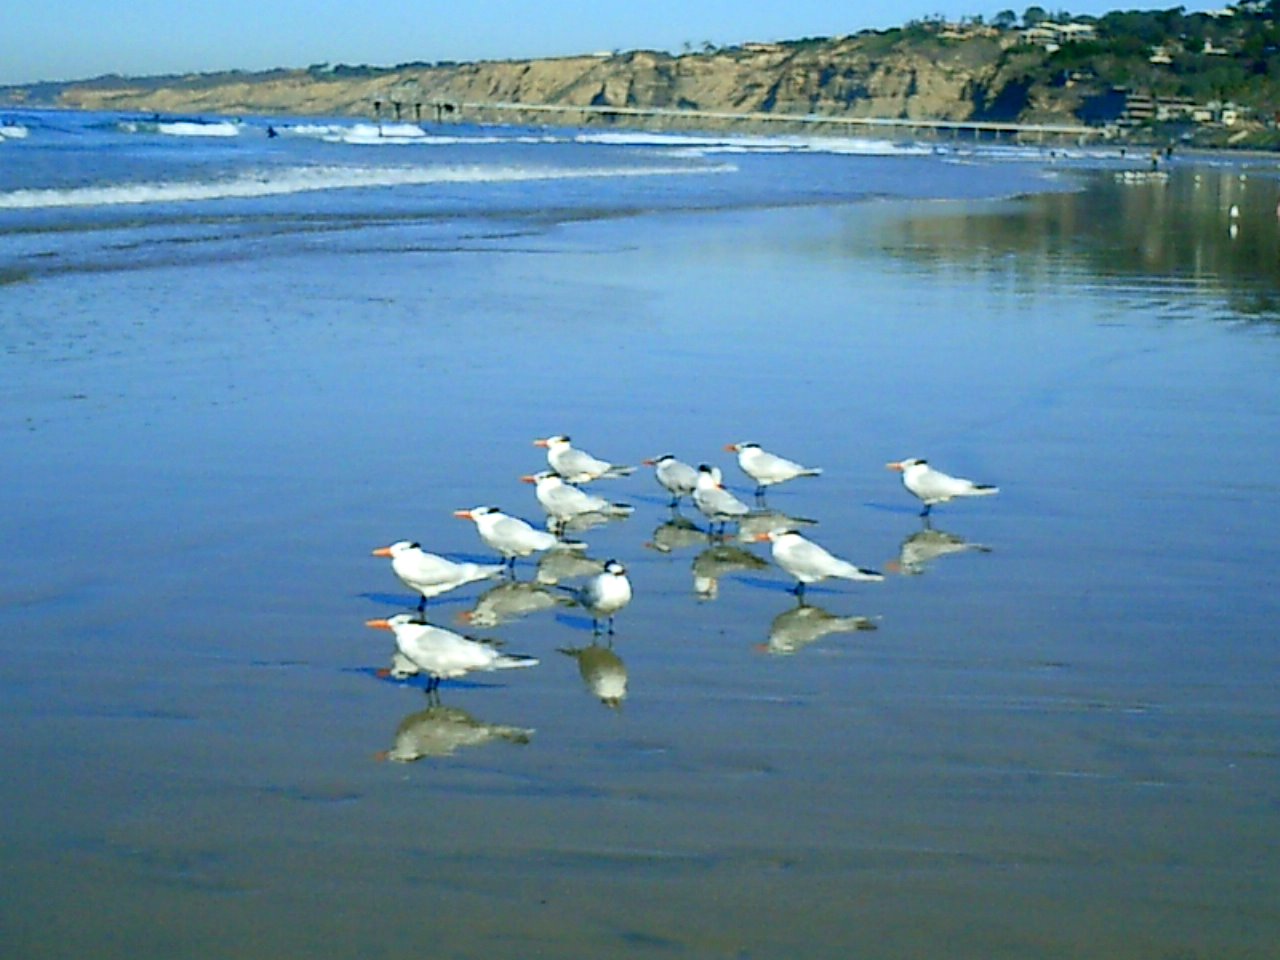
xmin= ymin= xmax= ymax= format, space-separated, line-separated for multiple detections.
xmin=886 ymin=462 xmax=904 ymax=472
xmin=723 ymin=443 xmax=738 ymax=452
xmin=365 ymin=618 xmax=392 ymax=630
xmin=520 ymin=474 xmax=537 ymax=484
xmin=453 ymin=510 xmax=473 ymax=520
xmin=455 ymin=611 xmax=474 ymax=624
xmin=752 ymin=532 xmax=771 ymax=542
xmin=641 ymin=458 xmax=655 ymax=466
xmin=533 ymin=438 xmax=550 ymax=448
xmin=371 ymin=546 xmax=393 ymax=557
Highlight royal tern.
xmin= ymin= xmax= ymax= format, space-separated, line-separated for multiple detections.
xmin=560 ymin=559 xmax=632 ymax=634
xmin=522 ymin=471 xmax=633 ymax=531
xmin=886 ymin=458 xmax=999 ymax=516
xmin=372 ymin=540 xmax=506 ymax=610
xmin=558 ymin=644 xmax=628 ymax=709
xmin=641 ymin=454 xmax=699 ymax=506
xmin=376 ymin=705 xmax=533 ymax=762
xmin=754 ymin=529 xmax=884 ymax=598
xmin=726 ymin=442 xmax=821 ymax=497
xmin=762 ymin=603 xmax=877 ymax=655
xmin=534 ymin=435 xmax=635 ymax=483
xmin=453 ymin=506 xmax=583 ymax=568
xmin=366 ymin=613 xmax=538 ymax=694
xmin=692 ymin=463 xmax=751 ymax=530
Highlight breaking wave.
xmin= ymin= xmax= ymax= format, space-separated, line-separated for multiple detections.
xmin=0 ymin=161 xmax=734 ymax=209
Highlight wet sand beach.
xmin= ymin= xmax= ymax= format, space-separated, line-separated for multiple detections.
xmin=2 ymin=155 xmax=1279 ymax=958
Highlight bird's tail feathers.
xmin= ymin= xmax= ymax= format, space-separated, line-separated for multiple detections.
xmin=969 ymin=484 xmax=999 ymax=496
xmin=464 ymin=563 xmax=508 ymax=583
xmin=602 ymin=465 xmax=636 ymax=478
xmin=799 ymin=468 xmax=823 ymax=478
xmin=602 ymin=502 xmax=635 ymax=517
xmin=494 ymin=653 xmax=539 ymax=670
xmin=837 ymin=562 xmax=885 ymax=582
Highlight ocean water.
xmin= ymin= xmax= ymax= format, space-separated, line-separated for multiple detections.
xmin=2 ymin=110 xmax=1279 ymax=959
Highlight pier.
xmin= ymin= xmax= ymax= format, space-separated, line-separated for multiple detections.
xmin=433 ymin=99 xmax=1105 ymax=142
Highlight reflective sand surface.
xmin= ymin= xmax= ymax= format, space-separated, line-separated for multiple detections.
xmin=2 ymin=163 xmax=1279 ymax=958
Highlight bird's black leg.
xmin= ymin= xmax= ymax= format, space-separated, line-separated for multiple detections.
xmin=793 ymin=581 xmax=806 ymax=600
xmin=417 ymin=596 xmax=427 ymax=613
xmin=920 ymin=503 xmax=932 ymax=518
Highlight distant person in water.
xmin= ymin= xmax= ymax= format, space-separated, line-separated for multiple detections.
xmin=267 ymin=126 xmax=278 ymax=138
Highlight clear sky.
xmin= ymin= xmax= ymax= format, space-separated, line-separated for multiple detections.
xmin=3 ymin=0 xmax=1218 ymax=86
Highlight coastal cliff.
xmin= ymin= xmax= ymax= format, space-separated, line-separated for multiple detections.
xmin=7 ymin=36 xmax=1033 ymax=125
xmin=4 ymin=16 xmax=1276 ymax=147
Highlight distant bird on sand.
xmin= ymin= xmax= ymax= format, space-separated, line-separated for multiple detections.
xmin=755 ymin=529 xmax=883 ymax=599
xmin=726 ymin=442 xmax=821 ymax=497
xmin=693 ymin=463 xmax=751 ymax=530
xmin=535 ymin=435 xmax=634 ymax=483
xmin=372 ymin=540 xmax=505 ymax=610
xmin=886 ymin=458 xmax=999 ymax=516
xmin=365 ymin=612 xmax=538 ymax=695
xmin=560 ymin=559 xmax=632 ymax=634
xmin=454 ymin=506 xmax=584 ymax=568
xmin=522 ymin=471 xmax=633 ymax=531
xmin=641 ymin=454 xmax=700 ymax=506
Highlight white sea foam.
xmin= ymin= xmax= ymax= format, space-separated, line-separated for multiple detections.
xmin=1 ymin=123 xmax=30 ymax=139
xmin=575 ymin=130 xmax=932 ymax=157
xmin=0 ymin=161 xmax=734 ymax=209
xmin=116 ymin=119 xmax=243 ymax=137
xmin=158 ymin=121 xmax=242 ymax=137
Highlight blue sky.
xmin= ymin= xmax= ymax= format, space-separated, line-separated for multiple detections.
xmin=4 ymin=0 xmax=1218 ymax=86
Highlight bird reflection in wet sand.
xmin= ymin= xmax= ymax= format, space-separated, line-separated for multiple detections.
xmin=692 ymin=543 xmax=769 ymax=600
xmin=534 ymin=550 xmax=606 ymax=586
xmin=889 ymin=520 xmax=992 ymax=576
xmin=644 ymin=515 xmax=711 ymax=555
xmin=380 ymin=650 xmax=421 ymax=680
xmin=366 ymin=613 xmax=538 ymax=696
xmin=559 ymin=643 xmax=628 ymax=709
xmin=376 ymin=705 xmax=533 ymax=761
xmin=736 ymin=509 xmax=818 ymax=544
xmin=761 ymin=602 xmax=878 ymax=655
xmin=455 ymin=578 xmax=570 ymax=628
